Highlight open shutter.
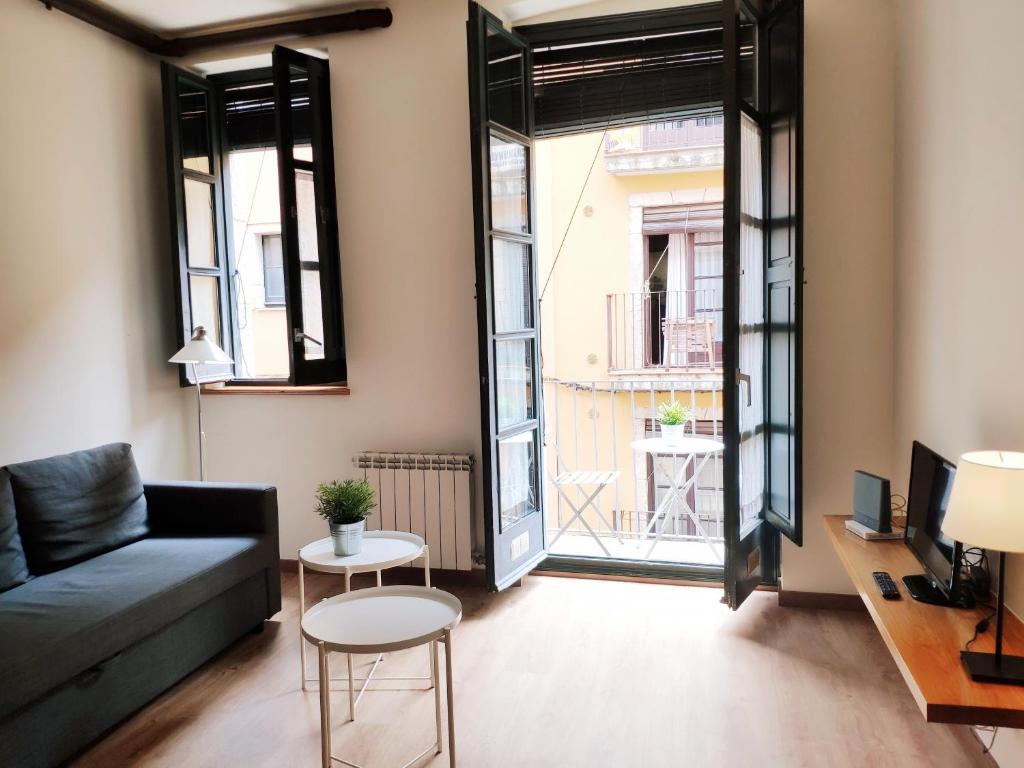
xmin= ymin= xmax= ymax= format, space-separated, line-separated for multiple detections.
xmin=468 ymin=2 xmax=547 ymax=591
xmin=723 ymin=0 xmax=803 ymax=610
xmin=161 ymin=63 xmax=234 ymax=384
xmin=763 ymin=0 xmax=803 ymax=545
xmin=273 ymin=46 xmax=347 ymax=385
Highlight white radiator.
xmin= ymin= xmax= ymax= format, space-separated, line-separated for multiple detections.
xmin=353 ymin=452 xmax=474 ymax=571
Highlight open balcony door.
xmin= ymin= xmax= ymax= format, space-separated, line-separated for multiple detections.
xmin=468 ymin=2 xmax=547 ymax=591
xmin=723 ymin=0 xmax=803 ymax=610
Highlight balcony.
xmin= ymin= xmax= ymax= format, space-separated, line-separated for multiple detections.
xmin=543 ymin=378 xmax=724 ymax=567
xmin=606 ymin=290 xmax=723 ymax=376
xmin=603 ymin=116 xmax=724 ymax=175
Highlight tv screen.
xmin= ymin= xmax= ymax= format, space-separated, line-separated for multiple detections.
xmin=904 ymin=441 xmax=959 ymax=594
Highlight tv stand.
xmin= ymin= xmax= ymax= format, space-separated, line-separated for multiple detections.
xmin=901 ymin=575 xmax=973 ymax=608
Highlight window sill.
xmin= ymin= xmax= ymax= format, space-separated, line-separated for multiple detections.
xmin=201 ymin=384 xmax=351 ymax=396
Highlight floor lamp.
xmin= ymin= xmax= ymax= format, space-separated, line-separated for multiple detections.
xmin=943 ymin=450 xmax=1024 ymax=685
xmin=169 ymin=326 xmax=233 ymax=482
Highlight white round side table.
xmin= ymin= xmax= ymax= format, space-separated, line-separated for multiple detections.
xmin=302 ymin=586 xmax=462 ymax=768
xmin=298 ymin=531 xmax=430 ymax=694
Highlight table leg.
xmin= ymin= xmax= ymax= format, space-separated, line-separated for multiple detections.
xmin=376 ymin=569 xmax=382 ymax=587
xmin=318 ymin=643 xmax=331 ymax=768
xmin=347 ymin=652 xmax=355 ymax=722
xmin=344 ymin=570 xmax=351 ymax=594
xmin=444 ymin=629 xmax=456 ymax=768
xmin=299 ymin=559 xmax=307 ymax=692
xmin=432 ymin=639 xmax=442 ymax=755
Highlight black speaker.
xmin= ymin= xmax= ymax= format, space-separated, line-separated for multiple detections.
xmin=852 ymin=471 xmax=891 ymax=533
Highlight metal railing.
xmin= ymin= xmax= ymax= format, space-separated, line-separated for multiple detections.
xmin=606 ymin=290 xmax=723 ymax=373
xmin=604 ymin=116 xmax=725 ymax=154
xmin=542 ymin=378 xmax=725 ymax=566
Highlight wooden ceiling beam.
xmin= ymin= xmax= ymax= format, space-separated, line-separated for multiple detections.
xmin=38 ymin=1 xmax=392 ymax=57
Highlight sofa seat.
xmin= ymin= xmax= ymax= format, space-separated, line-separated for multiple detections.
xmin=0 ymin=536 xmax=267 ymax=721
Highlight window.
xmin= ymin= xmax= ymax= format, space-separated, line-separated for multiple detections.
xmin=161 ymin=46 xmax=346 ymax=386
xmin=261 ymin=234 xmax=285 ymax=306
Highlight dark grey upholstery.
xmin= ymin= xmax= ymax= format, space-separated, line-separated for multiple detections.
xmin=7 ymin=443 xmax=149 ymax=573
xmin=0 ymin=536 xmax=268 ymax=721
xmin=0 ymin=469 xmax=28 ymax=592
xmin=0 ymin=456 xmax=280 ymax=768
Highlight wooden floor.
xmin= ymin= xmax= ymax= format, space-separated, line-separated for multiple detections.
xmin=74 ymin=571 xmax=993 ymax=768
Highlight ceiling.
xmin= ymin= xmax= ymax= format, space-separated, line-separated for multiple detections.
xmin=86 ymin=0 xmax=699 ymax=36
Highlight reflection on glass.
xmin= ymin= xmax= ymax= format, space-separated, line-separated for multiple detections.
xmin=486 ymin=28 xmax=525 ymax=132
xmin=184 ymin=178 xmax=216 ymax=268
xmin=178 ymin=81 xmax=211 ymax=173
xmin=290 ymin=65 xmax=313 ymax=158
xmin=493 ymin=239 xmax=531 ymax=332
xmin=498 ymin=431 xmax=537 ymax=530
xmin=296 ymin=170 xmax=320 ymax=263
xmin=189 ymin=275 xmax=221 ymax=347
xmin=489 ymin=134 xmax=527 ymax=234
xmin=496 ymin=339 xmax=534 ymax=430
xmin=739 ymin=15 xmax=757 ymax=110
xmin=301 ymin=269 xmax=325 ymax=360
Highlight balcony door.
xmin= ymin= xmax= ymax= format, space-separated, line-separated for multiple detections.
xmin=468 ymin=2 xmax=547 ymax=591
xmin=722 ymin=0 xmax=803 ymax=610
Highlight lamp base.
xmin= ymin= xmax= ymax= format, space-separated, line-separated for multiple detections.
xmin=961 ymin=651 xmax=1024 ymax=685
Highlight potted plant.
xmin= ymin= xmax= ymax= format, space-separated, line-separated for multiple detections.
xmin=657 ymin=400 xmax=694 ymax=445
xmin=316 ymin=479 xmax=376 ymax=556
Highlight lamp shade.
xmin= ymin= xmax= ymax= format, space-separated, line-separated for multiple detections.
xmin=943 ymin=451 xmax=1024 ymax=553
xmin=168 ymin=326 xmax=233 ymax=365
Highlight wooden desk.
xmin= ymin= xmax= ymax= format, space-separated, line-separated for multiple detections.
xmin=824 ymin=514 xmax=1024 ymax=727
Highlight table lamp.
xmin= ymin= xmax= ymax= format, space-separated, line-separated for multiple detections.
xmin=169 ymin=326 xmax=232 ymax=481
xmin=943 ymin=450 xmax=1024 ymax=685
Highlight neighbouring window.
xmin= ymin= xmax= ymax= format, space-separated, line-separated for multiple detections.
xmin=161 ymin=47 xmax=347 ymax=386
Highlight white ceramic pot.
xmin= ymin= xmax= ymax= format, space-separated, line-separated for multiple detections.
xmin=329 ymin=520 xmax=365 ymax=556
xmin=661 ymin=423 xmax=687 ymax=445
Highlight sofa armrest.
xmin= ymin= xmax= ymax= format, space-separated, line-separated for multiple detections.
xmin=145 ymin=482 xmax=279 ymax=539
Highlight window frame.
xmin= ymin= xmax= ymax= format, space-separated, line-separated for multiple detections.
xmin=261 ymin=233 xmax=286 ymax=307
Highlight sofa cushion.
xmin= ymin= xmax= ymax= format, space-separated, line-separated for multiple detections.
xmin=0 ymin=470 xmax=29 ymax=592
xmin=6 ymin=443 xmax=149 ymax=573
xmin=0 ymin=535 xmax=268 ymax=720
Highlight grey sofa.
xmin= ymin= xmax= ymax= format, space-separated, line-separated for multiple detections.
xmin=0 ymin=443 xmax=281 ymax=768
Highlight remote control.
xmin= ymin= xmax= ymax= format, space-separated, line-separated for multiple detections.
xmin=872 ymin=571 xmax=900 ymax=600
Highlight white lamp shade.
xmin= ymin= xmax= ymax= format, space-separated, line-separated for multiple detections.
xmin=943 ymin=450 xmax=1024 ymax=553
xmin=169 ymin=326 xmax=233 ymax=365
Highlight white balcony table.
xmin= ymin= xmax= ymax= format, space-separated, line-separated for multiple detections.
xmin=302 ymin=586 xmax=462 ymax=768
xmin=630 ymin=436 xmax=725 ymax=561
xmin=298 ymin=531 xmax=430 ymax=699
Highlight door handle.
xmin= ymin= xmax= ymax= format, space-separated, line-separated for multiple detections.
xmin=737 ymin=369 xmax=752 ymax=407
xmin=293 ymin=329 xmax=324 ymax=347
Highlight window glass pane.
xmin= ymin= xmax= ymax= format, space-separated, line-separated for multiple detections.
xmin=493 ymin=238 xmax=531 ymax=332
xmin=290 ymin=64 xmax=313 ymax=159
xmin=178 ymin=81 xmax=211 ymax=173
xmin=227 ymin=148 xmax=289 ymax=380
xmin=296 ymin=170 xmax=320 ymax=263
xmin=189 ymin=274 xmax=222 ymax=347
xmin=739 ymin=13 xmax=757 ymax=110
xmin=490 ymin=134 xmax=528 ymax=234
xmin=496 ymin=338 xmax=534 ymax=430
xmin=184 ymin=178 xmax=216 ymax=268
xmin=486 ymin=28 xmax=525 ymax=133
xmin=262 ymin=235 xmax=285 ymax=305
xmin=301 ymin=268 xmax=326 ymax=360
xmin=498 ymin=430 xmax=538 ymax=530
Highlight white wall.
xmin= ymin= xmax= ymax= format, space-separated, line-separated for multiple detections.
xmin=201 ymin=0 xmax=486 ymax=557
xmin=894 ymin=0 xmax=1024 ymax=762
xmin=779 ymin=0 xmax=897 ymax=593
xmin=0 ymin=1 xmax=192 ymax=478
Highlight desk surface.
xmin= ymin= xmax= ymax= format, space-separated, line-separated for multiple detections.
xmin=824 ymin=515 xmax=1024 ymax=727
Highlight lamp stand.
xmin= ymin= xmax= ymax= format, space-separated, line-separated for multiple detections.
xmin=192 ymin=361 xmax=207 ymax=482
xmin=961 ymin=552 xmax=1024 ymax=685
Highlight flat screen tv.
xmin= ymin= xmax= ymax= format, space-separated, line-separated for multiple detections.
xmin=903 ymin=441 xmax=969 ymax=606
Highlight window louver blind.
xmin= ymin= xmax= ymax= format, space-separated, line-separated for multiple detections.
xmin=218 ymin=73 xmax=312 ymax=151
xmin=527 ymin=24 xmax=723 ymax=137
xmin=643 ymin=202 xmax=723 ymax=235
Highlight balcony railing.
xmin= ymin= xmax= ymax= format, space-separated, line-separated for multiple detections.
xmin=542 ymin=378 xmax=725 ymax=566
xmin=604 ymin=117 xmax=725 ymax=155
xmin=606 ymin=290 xmax=723 ymax=374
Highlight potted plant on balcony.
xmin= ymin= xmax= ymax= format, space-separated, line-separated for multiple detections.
xmin=316 ymin=479 xmax=376 ymax=556
xmin=657 ymin=400 xmax=694 ymax=445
